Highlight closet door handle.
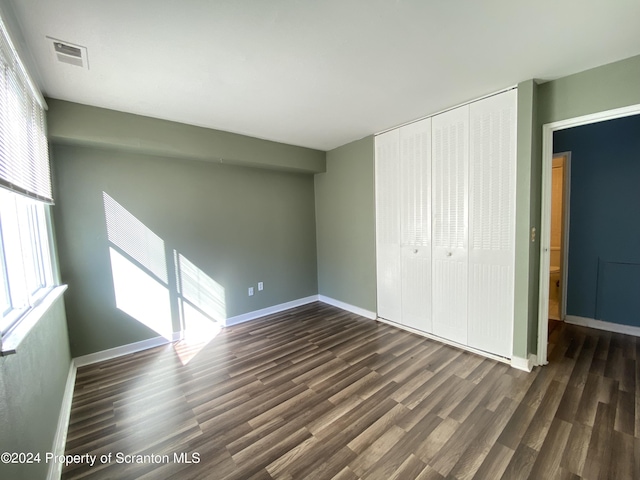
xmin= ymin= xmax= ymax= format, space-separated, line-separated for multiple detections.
xmin=446 ymin=251 xmax=452 ymax=257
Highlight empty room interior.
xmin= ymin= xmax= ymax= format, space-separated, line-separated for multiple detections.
xmin=1 ymin=1 xmax=639 ymax=479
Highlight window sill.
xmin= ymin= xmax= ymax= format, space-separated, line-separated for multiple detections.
xmin=0 ymin=284 xmax=68 ymax=356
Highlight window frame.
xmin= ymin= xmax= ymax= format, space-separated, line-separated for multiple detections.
xmin=0 ymin=189 xmax=55 ymax=339
xmin=0 ymin=11 xmax=58 ymax=355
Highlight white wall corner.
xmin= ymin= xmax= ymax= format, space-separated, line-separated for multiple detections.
xmin=318 ymin=295 xmax=376 ymax=319
xmin=46 ymin=361 xmax=77 ymax=480
xmin=511 ymin=353 xmax=536 ymax=372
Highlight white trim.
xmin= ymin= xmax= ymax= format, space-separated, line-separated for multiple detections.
xmin=375 ymin=316 xmax=511 ymax=366
xmin=565 ymin=315 xmax=640 ymax=337
xmin=511 ymin=354 xmax=537 ymax=372
xmin=74 ymin=296 xmax=370 ymax=365
xmin=538 ymin=124 xmax=553 ymax=365
xmin=224 ymin=295 xmax=319 ymax=327
xmin=1 ymin=285 xmax=68 ymax=355
xmin=318 ymin=295 xmax=376 ymax=319
xmin=73 ymin=332 xmax=181 ymax=367
xmin=46 ymin=362 xmax=77 ymax=480
xmin=537 ymin=102 xmax=640 ymax=367
xmin=547 ymin=104 xmax=640 ymax=131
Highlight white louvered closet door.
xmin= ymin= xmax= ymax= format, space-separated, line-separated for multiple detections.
xmin=467 ymin=90 xmax=517 ymax=357
xmin=431 ymin=105 xmax=469 ymax=345
xmin=375 ymin=129 xmax=401 ymax=323
xmin=399 ymin=118 xmax=432 ymax=332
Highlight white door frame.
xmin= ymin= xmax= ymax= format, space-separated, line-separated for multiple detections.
xmin=537 ymin=103 xmax=640 ymax=365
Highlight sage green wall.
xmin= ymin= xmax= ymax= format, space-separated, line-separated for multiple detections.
xmin=0 ymin=5 xmax=72 ymax=479
xmin=513 ymin=80 xmax=538 ymax=358
xmin=317 ymin=55 xmax=640 ymax=360
xmin=0 ymin=297 xmax=71 ymax=480
xmin=47 ymin=99 xmax=326 ymax=174
xmin=314 ymin=136 xmax=376 ymax=311
xmin=537 ymin=54 xmax=640 ymax=125
xmin=52 ymin=141 xmax=319 ymax=357
xmin=520 ymin=54 xmax=640 ymax=358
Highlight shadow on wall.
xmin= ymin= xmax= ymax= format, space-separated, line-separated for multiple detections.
xmin=103 ymin=192 xmax=223 ymax=364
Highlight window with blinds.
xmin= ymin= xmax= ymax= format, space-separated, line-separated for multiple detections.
xmin=0 ymin=13 xmax=55 ymax=349
xmin=0 ymin=15 xmax=50 ymax=203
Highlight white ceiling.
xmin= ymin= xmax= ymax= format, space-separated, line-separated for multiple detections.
xmin=6 ymin=0 xmax=640 ymax=151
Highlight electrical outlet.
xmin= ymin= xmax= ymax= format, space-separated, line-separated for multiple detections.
xmin=258 ymin=282 xmax=263 ymax=291
xmin=248 ymin=287 xmax=254 ymax=296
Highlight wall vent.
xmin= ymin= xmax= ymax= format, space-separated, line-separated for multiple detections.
xmin=47 ymin=37 xmax=89 ymax=69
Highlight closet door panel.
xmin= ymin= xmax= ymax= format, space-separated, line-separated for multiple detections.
xmin=399 ymin=118 xmax=432 ymax=248
xmin=468 ymin=263 xmax=512 ymax=356
xmin=399 ymin=118 xmax=432 ymax=332
xmin=467 ymin=90 xmax=517 ymax=357
xmin=431 ymin=105 xmax=469 ymax=345
xmin=401 ymin=246 xmax=431 ymax=330
xmin=375 ymin=129 xmax=401 ymax=322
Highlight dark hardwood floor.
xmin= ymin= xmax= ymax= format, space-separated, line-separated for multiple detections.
xmin=62 ymin=302 xmax=638 ymax=479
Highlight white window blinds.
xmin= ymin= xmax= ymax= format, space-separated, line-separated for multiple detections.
xmin=0 ymin=15 xmax=51 ymax=204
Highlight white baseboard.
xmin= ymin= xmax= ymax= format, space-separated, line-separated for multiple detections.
xmin=224 ymin=295 xmax=319 ymax=327
xmin=511 ymin=353 xmax=537 ymax=372
xmin=318 ymin=295 xmax=376 ymax=319
xmin=74 ymin=296 xmax=327 ymax=365
xmin=46 ymin=361 xmax=77 ymax=480
xmin=73 ymin=332 xmax=181 ymax=367
xmin=565 ymin=315 xmax=640 ymax=337
xmin=74 ymin=296 xmax=373 ymax=366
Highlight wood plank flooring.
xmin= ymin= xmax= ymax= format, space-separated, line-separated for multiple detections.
xmin=62 ymin=302 xmax=639 ymax=479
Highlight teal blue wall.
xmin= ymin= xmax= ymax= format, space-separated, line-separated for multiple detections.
xmin=554 ymin=114 xmax=640 ymax=326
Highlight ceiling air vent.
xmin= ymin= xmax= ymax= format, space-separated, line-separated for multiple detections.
xmin=47 ymin=37 xmax=89 ymax=69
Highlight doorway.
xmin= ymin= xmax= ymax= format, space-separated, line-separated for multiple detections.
xmin=547 ymin=153 xmax=569 ymax=335
xmin=537 ymin=104 xmax=640 ymax=366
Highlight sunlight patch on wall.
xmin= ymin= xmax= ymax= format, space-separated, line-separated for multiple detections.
xmin=176 ymin=252 xmax=226 ymax=323
xmin=174 ymin=252 xmax=225 ymax=365
xmin=103 ymin=191 xmax=228 ymax=361
xmin=104 ymin=192 xmax=167 ymax=282
xmin=109 ymin=247 xmax=173 ymax=340
xmin=104 ymin=192 xmax=173 ymax=340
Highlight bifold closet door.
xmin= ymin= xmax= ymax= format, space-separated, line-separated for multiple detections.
xmin=399 ymin=118 xmax=432 ymax=332
xmin=375 ymin=129 xmax=401 ymax=323
xmin=467 ymin=90 xmax=517 ymax=357
xmin=431 ymin=105 xmax=469 ymax=345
